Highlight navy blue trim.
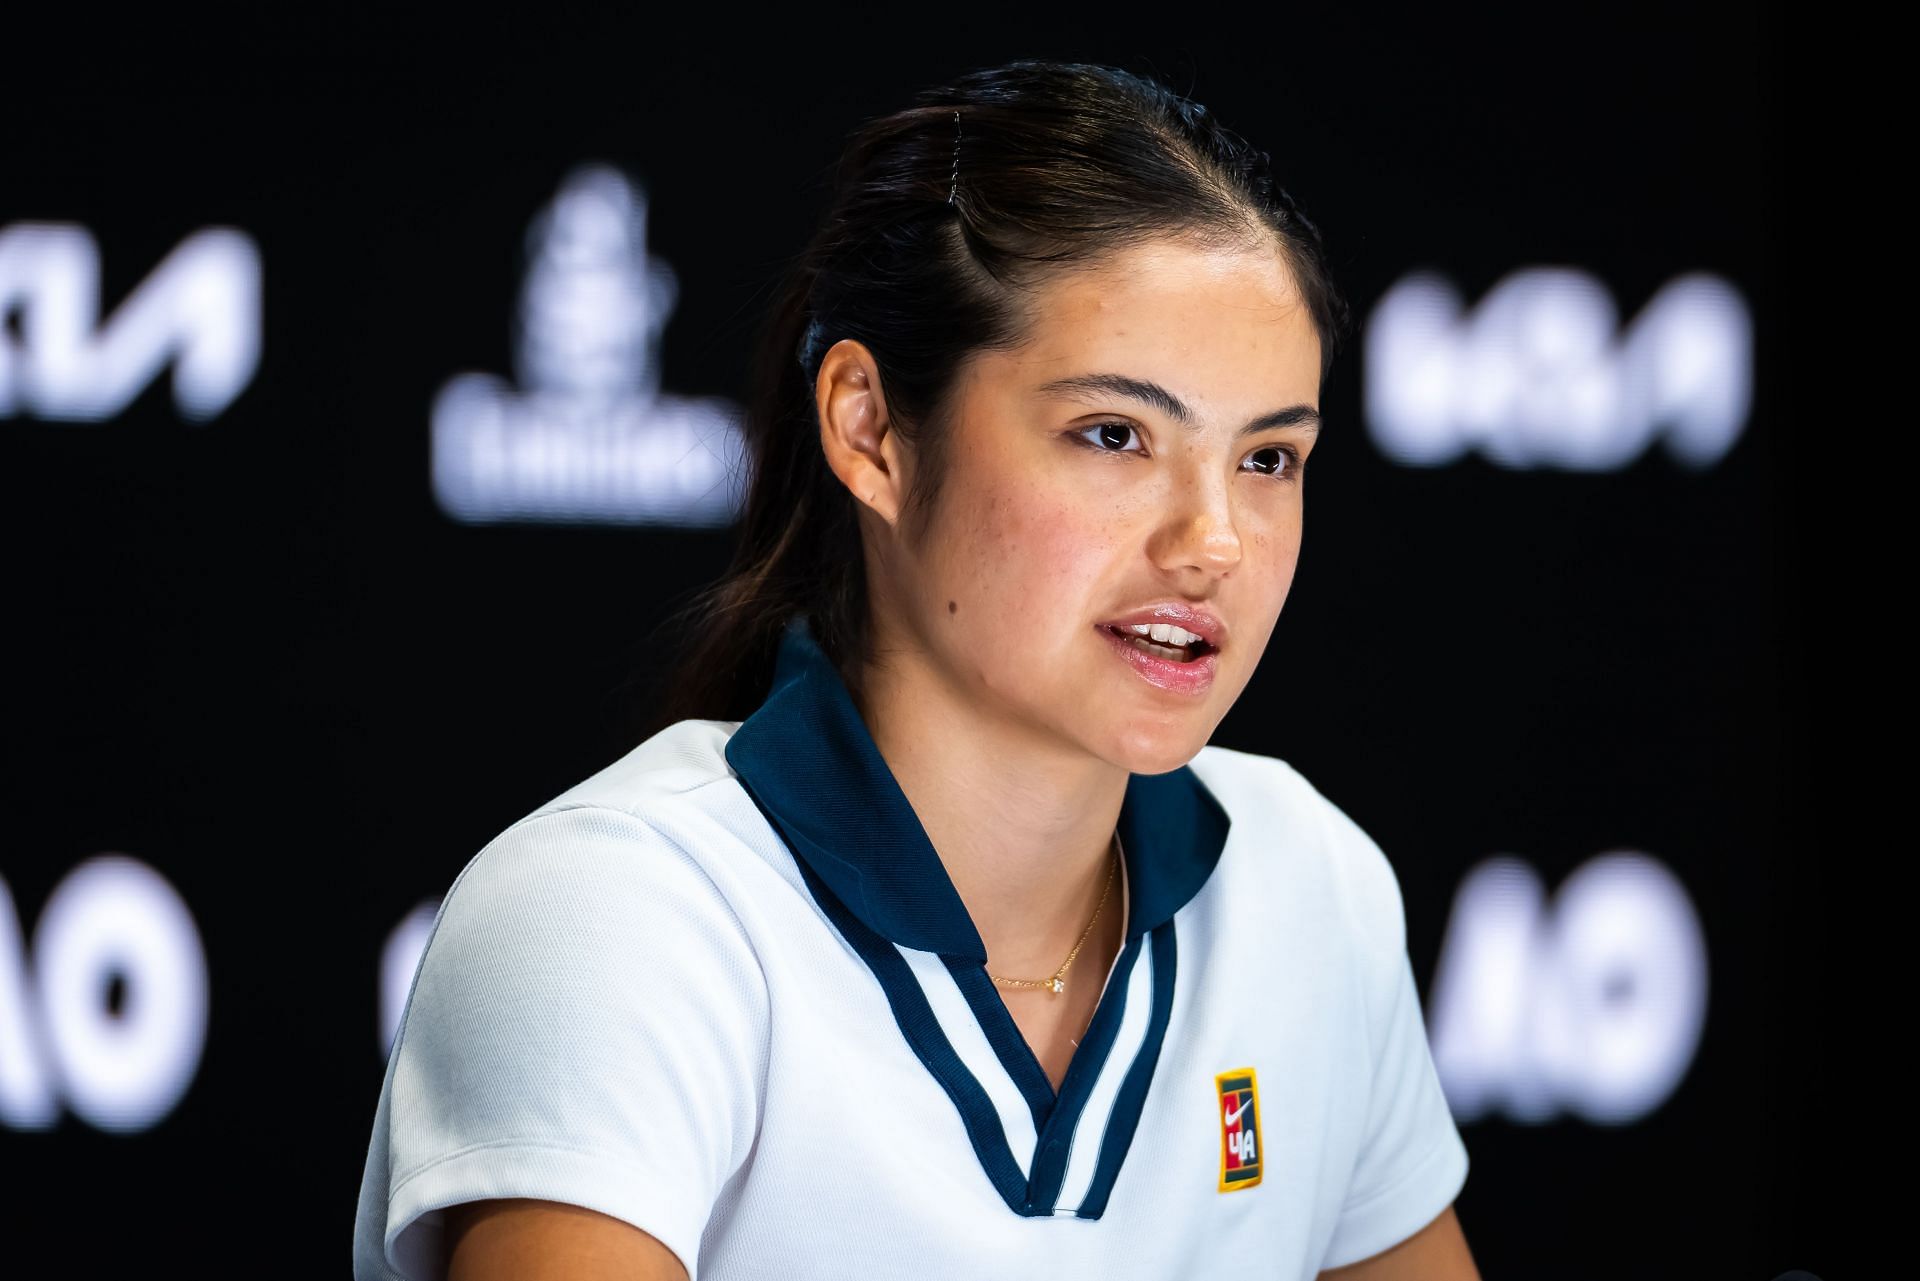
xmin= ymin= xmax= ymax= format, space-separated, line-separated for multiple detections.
xmin=737 ymin=774 xmax=1032 ymax=1213
xmin=1114 ymin=770 xmax=1230 ymax=944
xmin=747 ymin=761 xmax=1177 ymax=1220
xmin=1073 ymin=920 xmax=1179 ymax=1219
xmin=1022 ymin=933 xmax=1146 ymax=1213
xmin=720 ymin=612 xmax=1214 ymax=1219
xmin=945 ymin=958 xmax=1056 ymax=1127
xmin=724 ymin=613 xmax=1230 ymax=955
xmin=723 ymin=618 xmax=984 ymax=957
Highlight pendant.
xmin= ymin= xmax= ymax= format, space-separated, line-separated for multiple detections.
xmin=1049 ymin=978 xmax=1064 ymax=994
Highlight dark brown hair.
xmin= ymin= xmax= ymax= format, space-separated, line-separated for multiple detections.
xmin=632 ymin=59 xmax=1350 ymax=742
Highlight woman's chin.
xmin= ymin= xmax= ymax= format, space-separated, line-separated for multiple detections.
xmin=1100 ymin=722 xmax=1217 ymax=775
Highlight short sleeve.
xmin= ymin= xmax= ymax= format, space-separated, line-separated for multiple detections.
xmin=1290 ymin=760 xmax=1466 ymax=1275
xmin=1298 ymin=766 xmax=1470 ymax=1271
xmin=1321 ymin=947 xmax=1470 ymax=1269
xmin=365 ymin=804 xmax=769 ymax=1281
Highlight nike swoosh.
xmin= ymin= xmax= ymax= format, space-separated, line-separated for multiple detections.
xmin=1223 ymin=1099 xmax=1248 ymax=1127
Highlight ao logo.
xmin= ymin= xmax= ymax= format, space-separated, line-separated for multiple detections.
xmin=1426 ymin=852 xmax=1708 ymax=1125
xmin=431 ymin=163 xmax=748 ymax=526
xmin=1365 ymin=269 xmax=1751 ymax=470
xmin=0 ymin=223 xmax=261 ymax=423
xmin=0 ymin=857 xmax=208 ymax=1133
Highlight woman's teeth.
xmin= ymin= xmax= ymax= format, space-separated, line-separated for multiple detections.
xmin=1114 ymin=628 xmax=1198 ymax=662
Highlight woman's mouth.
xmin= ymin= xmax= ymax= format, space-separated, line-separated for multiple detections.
xmin=1096 ymin=624 xmax=1219 ymax=695
xmin=1104 ymin=625 xmax=1212 ymax=662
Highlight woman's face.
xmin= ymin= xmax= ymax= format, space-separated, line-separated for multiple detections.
xmin=857 ymin=235 xmax=1321 ymax=774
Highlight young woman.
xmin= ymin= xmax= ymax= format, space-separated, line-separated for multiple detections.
xmin=355 ymin=59 xmax=1478 ymax=1281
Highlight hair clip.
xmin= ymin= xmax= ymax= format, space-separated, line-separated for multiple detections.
xmin=797 ymin=317 xmax=827 ymax=373
xmin=948 ymin=109 xmax=961 ymax=206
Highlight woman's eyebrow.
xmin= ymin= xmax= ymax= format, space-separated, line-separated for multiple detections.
xmin=1035 ymin=372 xmax=1320 ymax=437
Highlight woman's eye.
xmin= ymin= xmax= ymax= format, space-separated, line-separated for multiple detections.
xmin=1244 ymin=445 xmax=1302 ymax=480
xmin=1074 ymin=420 xmax=1142 ymax=454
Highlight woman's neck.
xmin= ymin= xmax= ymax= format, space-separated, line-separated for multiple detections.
xmin=857 ymin=641 xmax=1129 ymax=976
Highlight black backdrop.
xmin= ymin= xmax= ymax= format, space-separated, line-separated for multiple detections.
xmin=5 ymin=7 xmax=1818 ymax=1278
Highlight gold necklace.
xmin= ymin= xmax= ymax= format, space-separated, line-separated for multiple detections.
xmin=988 ymin=834 xmax=1120 ymax=997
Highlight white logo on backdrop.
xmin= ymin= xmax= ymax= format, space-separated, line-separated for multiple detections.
xmin=0 ymin=223 xmax=261 ymax=423
xmin=0 ymin=856 xmax=209 ymax=1133
xmin=1425 ymin=851 xmax=1708 ymax=1125
xmin=431 ymin=164 xmax=748 ymax=525
xmin=1365 ymin=269 xmax=1751 ymax=470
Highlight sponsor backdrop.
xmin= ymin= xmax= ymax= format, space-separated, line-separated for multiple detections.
xmin=5 ymin=10 xmax=1810 ymax=1279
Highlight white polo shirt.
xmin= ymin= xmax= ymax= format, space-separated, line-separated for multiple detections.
xmin=353 ymin=613 xmax=1469 ymax=1279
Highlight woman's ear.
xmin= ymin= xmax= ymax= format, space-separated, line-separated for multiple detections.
xmin=815 ymin=338 xmax=907 ymax=526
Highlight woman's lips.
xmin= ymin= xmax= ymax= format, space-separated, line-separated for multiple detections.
xmin=1096 ymin=624 xmax=1218 ymax=696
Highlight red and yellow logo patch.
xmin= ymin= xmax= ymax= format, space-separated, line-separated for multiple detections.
xmin=1215 ymin=1067 xmax=1262 ymax=1191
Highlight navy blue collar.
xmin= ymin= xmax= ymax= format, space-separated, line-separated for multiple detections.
xmin=725 ymin=614 xmax=1231 ymax=960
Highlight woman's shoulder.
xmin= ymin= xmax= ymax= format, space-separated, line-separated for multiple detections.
xmin=535 ymin=717 xmax=747 ymax=820
xmin=445 ymin=719 xmax=773 ymax=930
xmin=404 ymin=723 xmax=778 ymax=1046
xmin=1188 ymin=742 xmax=1409 ymax=953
